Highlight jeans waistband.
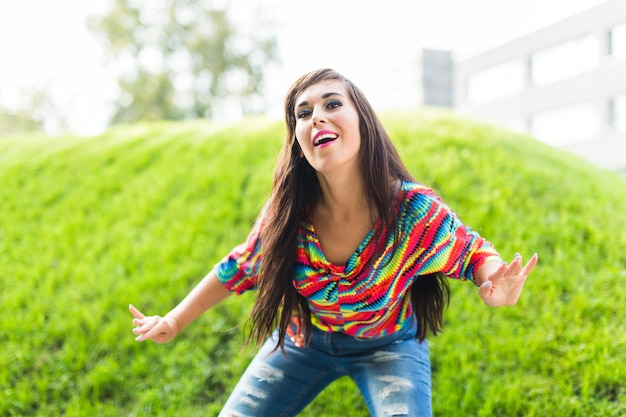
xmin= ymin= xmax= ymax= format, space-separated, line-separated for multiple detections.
xmin=307 ymin=318 xmax=419 ymax=354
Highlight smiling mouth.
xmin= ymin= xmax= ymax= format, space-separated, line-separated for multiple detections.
xmin=314 ymin=133 xmax=338 ymax=146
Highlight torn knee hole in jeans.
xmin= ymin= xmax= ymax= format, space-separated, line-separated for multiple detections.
xmin=373 ymin=350 xmax=402 ymax=363
xmin=377 ymin=375 xmax=413 ymax=416
xmin=251 ymin=362 xmax=285 ymax=384
xmin=378 ymin=375 xmax=414 ymax=399
xmin=382 ymin=403 xmax=410 ymax=416
xmin=234 ymin=383 xmax=267 ymax=410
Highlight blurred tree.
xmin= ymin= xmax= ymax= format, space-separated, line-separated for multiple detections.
xmin=88 ymin=0 xmax=277 ymax=124
xmin=0 ymin=87 xmax=61 ymax=135
xmin=0 ymin=109 xmax=43 ymax=135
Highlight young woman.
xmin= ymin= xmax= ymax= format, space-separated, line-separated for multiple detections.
xmin=130 ymin=68 xmax=538 ymax=416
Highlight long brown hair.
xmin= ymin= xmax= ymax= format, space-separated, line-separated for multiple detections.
xmin=249 ymin=68 xmax=449 ymax=351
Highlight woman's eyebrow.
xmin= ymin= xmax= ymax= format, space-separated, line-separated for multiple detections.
xmin=296 ymin=92 xmax=344 ymax=108
xmin=322 ymin=92 xmax=343 ymax=99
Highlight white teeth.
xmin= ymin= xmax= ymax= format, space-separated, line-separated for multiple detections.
xmin=314 ymin=133 xmax=338 ymax=146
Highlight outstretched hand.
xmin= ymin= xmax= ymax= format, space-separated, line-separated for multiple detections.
xmin=478 ymin=253 xmax=538 ymax=307
xmin=130 ymin=304 xmax=180 ymax=343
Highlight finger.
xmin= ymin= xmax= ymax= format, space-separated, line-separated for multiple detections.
xmin=129 ymin=304 xmax=145 ymax=320
xmin=294 ymin=335 xmax=304 ymax=348
xmin=477 ymin=280 xmax=493 ymax=300
xmin=521 ymin=253 xmax=539 ymax=275
xmin=134 ymin=320 xmax=157 ymax=342
xmin=497 ymin=255 xmax=523 ymax=278
xmin=489 ymin=261 xmax=509 ymax=281
xmin=141 ymin=320 xmax=170 ymax=342
xmin=134 ymin=315 xmax=161 ymax=334
xmin=508 ymin=254 xmax=523 ymax=275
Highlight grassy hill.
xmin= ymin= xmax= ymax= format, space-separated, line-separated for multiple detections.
xmin=1 ymin=111 xmax=625 ymax=416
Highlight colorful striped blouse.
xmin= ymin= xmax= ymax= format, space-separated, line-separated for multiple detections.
xmin=214 ymin=180 xmax=502 ymax=338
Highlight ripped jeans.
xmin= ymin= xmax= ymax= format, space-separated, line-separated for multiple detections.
xmin=218 ymin=320 xmax=432 ymax=417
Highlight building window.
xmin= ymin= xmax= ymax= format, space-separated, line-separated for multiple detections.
xmin=466 ymin=60 xmax=525 ymax=105
xmin=608 ymin=98 xmax=615 ymax=127
xmin=615 ymin=93 xmax=626 ymax=132
xmin=610 ymin=21 xmax=626 ymax=57
xmin=530 ymin=35 xmax=599 ymax=86
xmin=531 ymin=102 xmax=600 ymax=146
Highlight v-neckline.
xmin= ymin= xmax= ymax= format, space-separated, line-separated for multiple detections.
xmin=303 ymin=180 xmax=407 ymax=276
xmin=305 ymin=217 xmax=380 ymax=275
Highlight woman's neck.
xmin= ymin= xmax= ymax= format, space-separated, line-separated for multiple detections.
xmin=315 ymin=172 xmax=371 ymax=220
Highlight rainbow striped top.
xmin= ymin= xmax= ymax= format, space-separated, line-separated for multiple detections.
xmin=214 ymin=180 xmax=502 ymax=338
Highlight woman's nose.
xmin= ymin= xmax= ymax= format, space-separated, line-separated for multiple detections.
xmin=311 ymin=108 xmax=326 ymax=125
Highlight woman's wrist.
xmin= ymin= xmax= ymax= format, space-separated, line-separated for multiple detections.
xmin=164 ymin=314 xmax=181 ymax=334
xmin=474 ymin=260 xmax=504 ymax=287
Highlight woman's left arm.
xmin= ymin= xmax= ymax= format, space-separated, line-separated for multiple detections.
xmin=474 ymin=253 xmax=538 ymax=307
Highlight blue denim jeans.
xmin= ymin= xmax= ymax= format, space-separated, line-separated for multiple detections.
xmin=219 ymin=320 xmax=432 ymax=417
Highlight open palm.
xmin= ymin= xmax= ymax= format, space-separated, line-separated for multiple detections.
xmin=478 ymin=253 xmax=538 ymax=307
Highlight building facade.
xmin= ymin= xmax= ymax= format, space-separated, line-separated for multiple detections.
xmin=389 ymin=49 xmax=454 ymax=110
xmin=454 ymin=0 xmax=626 ymax=172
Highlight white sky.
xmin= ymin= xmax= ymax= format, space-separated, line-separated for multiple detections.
xmin=0 ymin=0 xmax=608 ymax=135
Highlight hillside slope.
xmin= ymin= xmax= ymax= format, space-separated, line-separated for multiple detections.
xmin=1 ymin=112 xmax=625 ymax=416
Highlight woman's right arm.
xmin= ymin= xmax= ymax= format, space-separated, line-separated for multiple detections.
xmin=130 ymin=269 xmax=232 ymax=344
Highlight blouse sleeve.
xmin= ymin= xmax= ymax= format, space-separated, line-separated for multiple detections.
xmin=407 ymin=187 xmax=503 ymax=282
xmin=212 ymin=206 xmax=265 ymax=294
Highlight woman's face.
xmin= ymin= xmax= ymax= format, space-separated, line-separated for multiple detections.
xmin=294 ymin=80 xmax=361 ymax=176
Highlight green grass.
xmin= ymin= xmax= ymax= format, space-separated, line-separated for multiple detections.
xmin=1 ymin=110 xmax=625 ymax=416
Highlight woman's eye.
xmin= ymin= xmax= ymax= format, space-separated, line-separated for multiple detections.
xmin=297 ymin=109 xmax=311 ymax=119
xmin=326 ymin=100 xmax=342 ymax=109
